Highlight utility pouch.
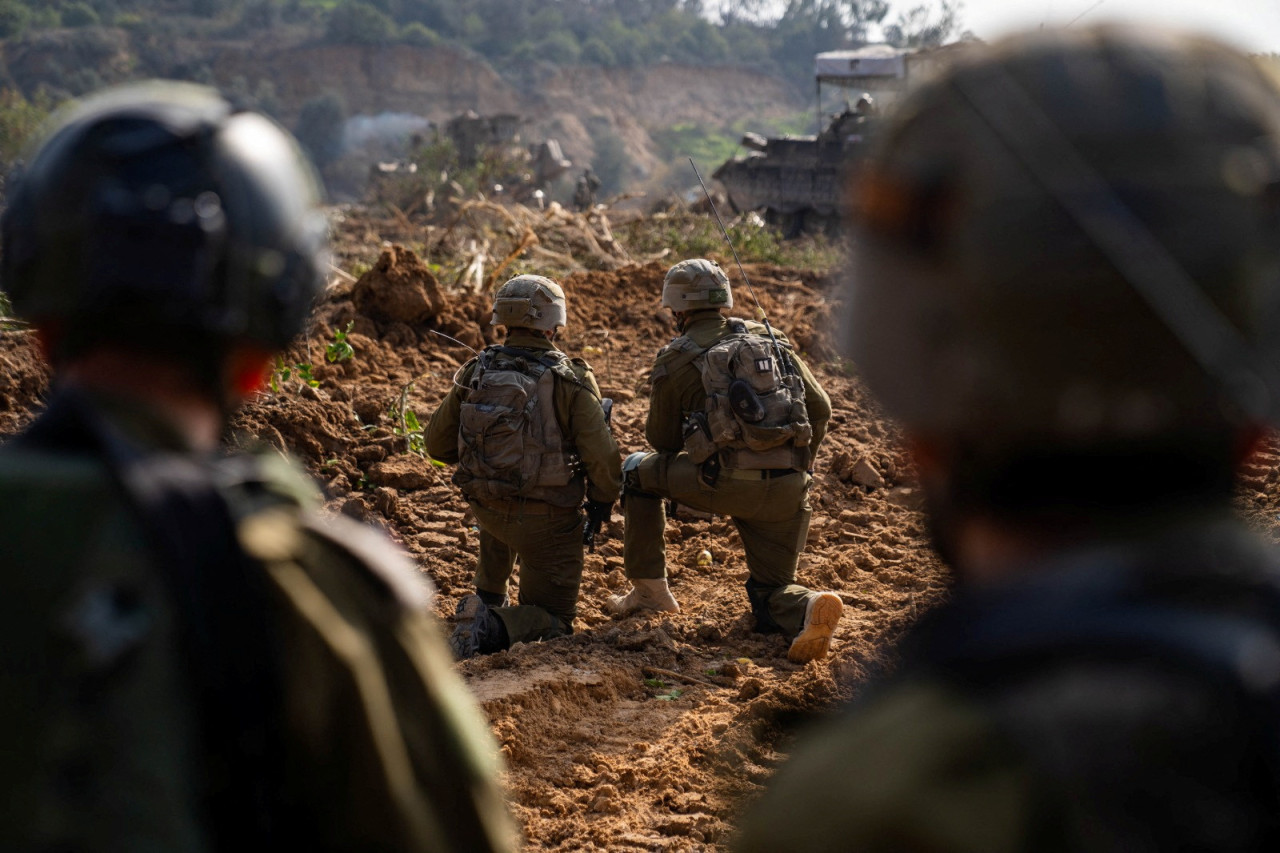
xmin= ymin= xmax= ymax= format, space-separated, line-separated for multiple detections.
xmin=682 ymin=411 xmax=718 ymax=464
xmin=699 ymin=454 xmax=721 ymax=488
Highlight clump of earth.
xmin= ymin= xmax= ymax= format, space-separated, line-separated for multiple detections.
xmin=5 ymin=210 xmax=1276 ymax=851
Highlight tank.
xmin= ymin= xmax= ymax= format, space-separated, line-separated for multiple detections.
xmin=713 ymin=45 xmax=912 ymax=235
xmin=712 ymin=106 xmax=875 ymax=235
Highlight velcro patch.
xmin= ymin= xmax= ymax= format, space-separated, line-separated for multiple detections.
xmin=754 ymin=357 xmax=772 ymax=373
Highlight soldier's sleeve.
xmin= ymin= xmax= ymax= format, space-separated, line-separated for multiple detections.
xmin=645 ymin=346 xmax=703 ymax=453
xmin=731 ymin=681 xmax=1030 ymax=853
xmin=240 ymin=508 xmax=518 ymax=853
xmin=564 ymin=359 xmax=621 ymax=503
xmin=424 ymin=363 xmax=473 ymax=465
xmin=791 ymin=352 xmax=832 ymax=458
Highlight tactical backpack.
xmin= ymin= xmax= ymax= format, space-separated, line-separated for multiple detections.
xmin=454 ymin=346 xmax=584 ymax=507
xmin=680 ymin=319 xmax=812 ymax=471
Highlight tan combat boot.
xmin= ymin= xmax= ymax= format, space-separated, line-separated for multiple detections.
xmin=787 ymin=592 xmax=843 ymax=663
xmin=606 ymin=578 xmax=680 ymax=615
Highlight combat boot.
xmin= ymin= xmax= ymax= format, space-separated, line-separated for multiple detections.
xmin=450 ymin=594 xmax=508 ymax=659
xmin=787 ymin=592 xmax=843 ymax=663
xmin=606 ymin=578 xmax=680 ymax=615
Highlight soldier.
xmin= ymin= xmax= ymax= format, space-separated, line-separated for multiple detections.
xmin=609 ymin=259 xmax=841 ymax=663
xmin=425 ymin=274 xmax=621 ymax=658
xmin=573 ymin=167 xmax=601 ymax=211
xmin=0 ymin=82 xmax=515 ymax=852
xmin=736 ymin=27 xmax=1280 ymax=852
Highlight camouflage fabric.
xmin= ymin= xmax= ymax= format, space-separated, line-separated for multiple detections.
xmin=734 ymin=521 xmax=1280 ymax=852
xmin=0 ymin=391 xmax=516 ymax=852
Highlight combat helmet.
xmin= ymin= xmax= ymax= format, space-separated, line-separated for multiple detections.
xmin=847 ymin=26 xmax=1280 ymax=447
xmin=1 ymin=80 xmax=329 ymax=362
xmin=662 ymin=259 xmax=733 ymax=312
xmin=491 ymin=274 xmax=567 ymax=331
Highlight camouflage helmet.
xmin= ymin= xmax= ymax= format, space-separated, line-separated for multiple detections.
xmin=662 ymin=259 xmax=733 ymax=312
xmin=847 ymin=26 xmax=1280 ymax=447
xmin=491 ymin=274 xmax=567 ymax=331
xmin=1 ymin=80 xmax=328 ymax=361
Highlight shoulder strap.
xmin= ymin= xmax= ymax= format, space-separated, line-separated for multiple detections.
xmin=18 ymin=391 xmax=284 ymax=848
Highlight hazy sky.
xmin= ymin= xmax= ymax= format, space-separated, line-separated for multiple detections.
xmin=962 ymin=0 xmax=1280 ymax=54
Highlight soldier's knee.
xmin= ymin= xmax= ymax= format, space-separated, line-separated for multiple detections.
xmin=623 ymin=451 xmax=662 ymax=500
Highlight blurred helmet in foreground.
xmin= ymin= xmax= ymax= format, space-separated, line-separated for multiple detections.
xmin=847 ymin=27 xmax=1280 ymax=447
xmin=662 ymin=258 xmax=733 ymax=312
xmin=491 ymin=274 xmax=567 ymax=331
xmin=1 ymin=80 xmax=329 ymax=361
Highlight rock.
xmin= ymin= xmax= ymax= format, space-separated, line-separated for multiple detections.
xmin=367 ymin=457 xmax=434 ymax=490
xmin=850 ymin=457 xmax=885 ymax=489
xmin=372 ymin=486 xmax=398 ymax=517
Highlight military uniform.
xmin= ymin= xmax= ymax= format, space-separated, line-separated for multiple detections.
xmin=624 ymin=310 xmax=832 ymax=638
xmin=426 ymin=328 xmax=621 ymax=645
xmin=0 ymin=389 xmax=515 ymax=852
xmin=735 ymin=519 xmax=1280 ymax=852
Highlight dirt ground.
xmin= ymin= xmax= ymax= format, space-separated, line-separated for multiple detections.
xmin=5 ymin=207 xmax=1276 ymax=851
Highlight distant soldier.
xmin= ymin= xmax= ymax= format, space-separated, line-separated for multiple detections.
xmin=736 ymin=27 xmax=1280 ymax=852
xmin=426 ymin=275 xmax=621 ymax=658
xmin=0 ymin=82 xmax=514 ymax=851
xmin=609 ymin=259 xmax=840 ymax=663
xmin=573 ymin=167 xmax=601 ymax=211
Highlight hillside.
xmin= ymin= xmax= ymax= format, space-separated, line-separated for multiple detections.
xmin=0 ymin=28 xmax=808 ymax=200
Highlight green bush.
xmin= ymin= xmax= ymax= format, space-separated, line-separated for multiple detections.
xmin=63 ymin=2 xmax=101 ymax=27
xmin=0 ymin=0 xmax=31 ymax=38
xmin=400 ymin=21 xmax=438 ymax=46
xmin=325 ymin=0 xmax=395 ymax=44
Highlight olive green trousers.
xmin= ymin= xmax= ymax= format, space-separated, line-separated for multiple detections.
xmin=471 ymin=500 xmax=585 ymax=646
xmin=622 ymin=451 xmax=816 ymax=637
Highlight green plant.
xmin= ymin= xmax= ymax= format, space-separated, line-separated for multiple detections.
xmin=269 ymin=357 xmax=320 ymax=393
xmin=326 ymin=321 xmax=356 ymax=363
xmin=644 ymin=678 xmax=666 ymax=689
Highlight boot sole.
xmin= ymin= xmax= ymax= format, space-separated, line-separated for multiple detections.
xmin=787 ymin=593 xmax=843 ymax=663
xmin=450 ymin=595 xmax=486 ymax=659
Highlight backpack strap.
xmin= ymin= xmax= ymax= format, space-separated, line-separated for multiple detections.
xmin=15 ymin=390 xmax=284 ymax=848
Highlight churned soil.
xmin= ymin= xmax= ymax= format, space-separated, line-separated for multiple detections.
xmin=35 ymin=209 xmax=1280 ymax=850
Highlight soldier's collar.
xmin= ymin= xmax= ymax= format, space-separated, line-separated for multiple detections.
xmin=504 ymin=329 xmax=555 ymax=350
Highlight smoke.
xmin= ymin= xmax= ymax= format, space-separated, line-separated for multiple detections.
xmin=342 ymin=112 xmax=432 ymax=157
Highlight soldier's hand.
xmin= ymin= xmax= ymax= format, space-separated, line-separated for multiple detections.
xmin=583 ymin=499 xmax=613 ymax=550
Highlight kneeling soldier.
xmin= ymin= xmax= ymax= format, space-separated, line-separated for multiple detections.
xmin=427 ymin=275 xmax=621 ymax=658
xmin=610 ymin=259 xmax=842 ymax=663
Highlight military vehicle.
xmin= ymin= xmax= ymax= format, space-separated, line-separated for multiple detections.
xmin=713 ymin=45 xmax=912 ymax=235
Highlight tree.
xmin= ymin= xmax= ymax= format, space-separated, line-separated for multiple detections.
xmin=0 ymin=0 xmax=31 ymax=38
xmin=325 ymin=1 xmax=396 ymax=45
xmin=294 ymin=92 xmax=348 ymax=169
xmin=63 ymin=3 xmax=102 ymax=27
xmin=883 ymin=0 xmax=963 ymax=48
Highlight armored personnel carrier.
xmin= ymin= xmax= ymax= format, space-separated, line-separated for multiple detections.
xmin=712 ymin=45 xmax=911 ymax=235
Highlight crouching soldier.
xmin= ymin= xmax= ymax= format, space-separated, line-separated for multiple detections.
xmin=609 ymin=259 xmax=842 ymax=663
xmin=426 ymin=275 xmax=621 ymax=658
